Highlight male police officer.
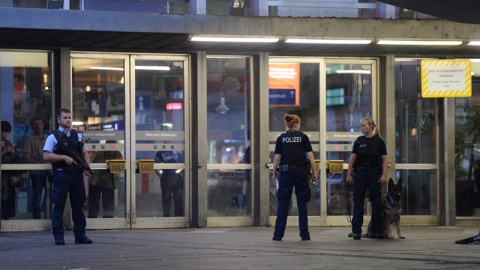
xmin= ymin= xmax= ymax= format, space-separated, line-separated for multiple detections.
xmin=43 ymin=108 xmax=93 ymax=245
xmin=272 ymin=114 xmax=317 ymax=241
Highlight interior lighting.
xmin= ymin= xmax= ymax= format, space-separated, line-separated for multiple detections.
xmin=90 ymin=67 xmax=124 ymax=71
xmin=285 ymin=38 xmax=372 ymax=44
xmin=135 ymin=66 xmax=170 ymax=71
xmin=336 ymin=70 xmax=371 ymax=74
xmin=468 ymin=41 xmax=480 ymax=46
xmin=191 ymin=36 xmax=279 ymax=43
xmin=378 ymin=40 xmax=462 ymax=46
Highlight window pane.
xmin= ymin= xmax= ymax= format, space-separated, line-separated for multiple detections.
xmin=71 ymin=57 xmax=126 ymax=218
xmin=455 ymin=61 xmax=480 ymax=217
xmin=395 ymin=60 xmax=436 ymax=164
xmin=1 ymin=51 xmax=53 ymax=220
xmin=397 ymin=169 xmax=437 ymax=215
xmin=206 ymin=56 xmax=251 ymax=217
xmin=134 ymin=59 xmax=186 ymax=218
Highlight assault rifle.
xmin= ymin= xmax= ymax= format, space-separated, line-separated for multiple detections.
xmin=55 ymin=139 xmax=96 ymax=177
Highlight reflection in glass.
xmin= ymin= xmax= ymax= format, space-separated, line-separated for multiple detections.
xmin=72 ymin=57 xmax=126 ymax=219
xmin=134 ymin=59 xmax=186 ymax=218
xmin=206 ymin=57 xmax=251 ymax=217
xmin=397 ymin=170 xmax=437 ymax=215
xmin=1 ymin=51 xmax=53 ymax=220
xmin=207 ymin=170 xmax=250 ymax=216
xmin=455 ymin=62 xmax=480 ymax=217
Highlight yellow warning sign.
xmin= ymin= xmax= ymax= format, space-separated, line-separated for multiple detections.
xmin=421 ymin=59 xmax=471 ymax=98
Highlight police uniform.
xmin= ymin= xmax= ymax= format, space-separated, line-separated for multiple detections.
xmin=43 ymin=127 xmax=88 ymax=243
xmin=351 ymin=134 xmax=387 ymax=236
xmin=154 ymin=150 xmax=184 ymax=217
xmin=273 ymin=130 xmax=312 ymax=240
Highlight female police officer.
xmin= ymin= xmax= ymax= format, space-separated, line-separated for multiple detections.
xmin=346 ymin=117 xmax=388 ymax=240
xmin=272 ymin=114 xmax=317 ymax=241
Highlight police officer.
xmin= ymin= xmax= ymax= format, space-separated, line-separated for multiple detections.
xmin=43 ymin=108 xmax=93 ymax=245
xmin=346 ymin=117 xmax=388 ymax=240
xmin=272 ymin=114 xmax=317 ymax=241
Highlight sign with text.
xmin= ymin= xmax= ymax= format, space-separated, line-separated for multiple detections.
xmin=269 ymin=63 xmax=300 ymax=106
xmin=421 ymin=59 xmax=471 ymax=98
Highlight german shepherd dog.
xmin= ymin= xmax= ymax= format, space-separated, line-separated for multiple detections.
xmin=366 ymin=178 xmax=405 ymax=239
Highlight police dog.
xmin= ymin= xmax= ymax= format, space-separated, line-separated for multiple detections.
xmin=366 ymin=178 xmax=405 ymax=239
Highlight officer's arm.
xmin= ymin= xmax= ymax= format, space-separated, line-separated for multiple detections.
xmin=82 ymin=151 xmax=91 ymax=165
xmin=306 ymin=151 xmax=317 ymax=180
xmin=43 ymin=151 xmax=76 ymax=165
xmin=346 ymin=154 xmax=357 ymax=183
xmin=272 ymin=154 xmax=281 ymax=181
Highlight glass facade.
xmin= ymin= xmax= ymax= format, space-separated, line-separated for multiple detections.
xmin=394 ymin=59 xmax=438 ymax=215
xmin=206 ymin=56 xmax=252 ymax=217
xmin=71 ymin=56 xmax=127 ymax=219
xmin=1 ymin=50 xmax=53 ymax=220
xmin=455 ymin=61 xmax=480 ymax=217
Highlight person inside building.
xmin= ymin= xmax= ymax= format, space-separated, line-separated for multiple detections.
xmin=43 ymin=108 xmax=93 ymax=245
xmin=24 ymin=117 xmax=47 ymax=219
xmin=1 ymin=120 xmax=18 ymax=220
xmin=346 ymin=117 xmax=388 ymax=240
xmin=88 ymin=141 xmax=123 ymax=218
xmin=272 ymin=113 xmax=317 ymax=241
xmin=154 ymin=149 xmax=184 ymax=217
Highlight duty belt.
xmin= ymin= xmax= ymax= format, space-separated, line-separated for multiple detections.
xmin=280 ymin=164 xmax=308 ymax=173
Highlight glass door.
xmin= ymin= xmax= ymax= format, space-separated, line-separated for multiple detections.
xmin=268 ymin=57 xmax=376 ymax=226
xmin=71 ymin=53 xmax=190 ymax=229
xmin=205 ymin=56 xmax=253 ymax=227
xmin=71 ymin=54 xmax=130 ymax=229
xmin=130 ymin=55 xmax=190 ymax=228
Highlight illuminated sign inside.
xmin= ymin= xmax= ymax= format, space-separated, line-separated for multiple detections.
xmin=166 ymin=102 xmax=183 ymax=110
xmin=269 ymin=63 xmax=300 ymax=107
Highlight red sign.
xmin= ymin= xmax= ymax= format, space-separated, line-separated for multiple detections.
xmin=166 ymin=102 xmax=183 ymax=110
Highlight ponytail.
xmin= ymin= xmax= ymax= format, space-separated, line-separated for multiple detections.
xmin=360 ymin=117 xmax=381 ymax=138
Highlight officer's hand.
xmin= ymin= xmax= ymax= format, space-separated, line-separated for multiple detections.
xmin=378 ymin=175 xmax=387 ymax=185
xmin=272 ymin=173 xmax=278 ymax=184
xmin=84 ymin=170 xmax=92 ymax=177
xmin=346 ymin=174 xmax=353 ymax=184
xmin=311 ymin=173 xmax=317 ymax=180
xmin=64 ymin=156 xmax=77 ymax=166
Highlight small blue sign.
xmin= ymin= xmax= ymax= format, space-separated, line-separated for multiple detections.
xmin=269 ymin=89 xmax=297 ymax=105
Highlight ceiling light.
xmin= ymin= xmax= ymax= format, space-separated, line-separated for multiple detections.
xmin=285 ymin=38 xmax=371 ymax=44
xmin=90 ymin=67 xmax=124 ymax=71
xmin=191 ymin=36 xmax=279 ymax=43
xmin=336 ymin=70 xmax=371 ymax=74
xmin=468 ymin=41 xmax=480 ymax=46
xmin=378 ymin=40 xmax=462 ymax=46
xmin=135 ymin=66 xmax=170 ymax=71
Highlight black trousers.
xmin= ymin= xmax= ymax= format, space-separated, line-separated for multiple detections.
xmin=351 ymin=170 xmax=383 ymax=235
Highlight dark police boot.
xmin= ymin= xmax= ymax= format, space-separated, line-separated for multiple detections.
xmin=75 ymin=236 xmax=93 ymax=244
xmin=54 ymin=239 xmax=65 ymax=245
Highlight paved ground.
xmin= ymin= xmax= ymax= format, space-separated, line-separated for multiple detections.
xmin=0 ymin=226 xmax=479 ymax=270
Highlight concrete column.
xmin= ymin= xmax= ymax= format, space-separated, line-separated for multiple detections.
xmin=253 ymin=53 xmax=270 ymax=226
xmin=379 ymin=55 xmax=396 ymax=182
xmin=442 ymin=98 xmax=456 ymax=226
xmin=191 ymin=51 xmax=208 ymax=227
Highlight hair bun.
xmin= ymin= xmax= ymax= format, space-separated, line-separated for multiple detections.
xmin=284 ymin=114 xmax=291 ymax=121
